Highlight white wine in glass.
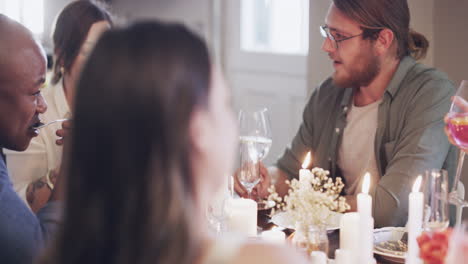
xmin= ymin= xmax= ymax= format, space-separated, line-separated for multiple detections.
xmin=237 ymin=108 xmax=272 ymax=199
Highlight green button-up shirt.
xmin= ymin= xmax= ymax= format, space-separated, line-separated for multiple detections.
xmin=277 ymin=56 xmax=457 ymax=227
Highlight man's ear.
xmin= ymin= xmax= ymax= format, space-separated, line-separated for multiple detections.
xmin=189 ymin=108 xmax=210 ymax=154
xmin=374 ymin=28 xmax=395 ymax=55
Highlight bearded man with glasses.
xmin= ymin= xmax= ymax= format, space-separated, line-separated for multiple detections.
xmin=237 ymin=0 xmax=456 ymax=227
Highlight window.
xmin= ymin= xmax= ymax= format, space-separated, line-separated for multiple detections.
xmin=241 ymin=0 xmax=309 ymax=55
xmin=0 ymin=0 xmax=44 ymax=35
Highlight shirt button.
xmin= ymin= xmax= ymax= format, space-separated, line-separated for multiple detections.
xmin=335 ymin=128 xmax=340 ymax=133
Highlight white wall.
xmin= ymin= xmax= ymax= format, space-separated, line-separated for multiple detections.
xmin=433 ymin=0 xmax=468 ymax=86
xmin=41 ymin=0 xmax=72 ymax=51
xmin=42 ymin=0 xmax=215 ymax=52
xmin=111 ymin=0 xmax=214 ymax=44
xmin=408 ymin=0 xmax=434 ymax=66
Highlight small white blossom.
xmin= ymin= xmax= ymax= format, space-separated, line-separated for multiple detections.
xmin=267 ymin=167 xmax=351 ymax=227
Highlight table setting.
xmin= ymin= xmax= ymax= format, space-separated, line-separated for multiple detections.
xmin=206 ymin=106 xmax=468 ymax=264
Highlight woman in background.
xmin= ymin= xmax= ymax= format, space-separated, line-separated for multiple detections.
xmin=5 ymin=0 xmax=112 ymax=212
xmin=40 ymin=21 xmax=307 ymax=264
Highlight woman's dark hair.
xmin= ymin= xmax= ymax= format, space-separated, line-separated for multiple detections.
xmin=41 ymin=21 xmax=211 ymax=264
xmin=333 ymin=0 xmax=429 ymax=60
xmin=51 ymin=0 xmax=113 ymax=84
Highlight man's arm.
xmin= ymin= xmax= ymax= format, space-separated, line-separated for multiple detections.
xmin=0 ymin=157 xmax=61 ymax=263
xmin=373 ymin=78 xmax=456 ymax=227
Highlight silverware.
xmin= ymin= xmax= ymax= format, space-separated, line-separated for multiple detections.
xmin=34 ymin=118 xmax=69 ymax=129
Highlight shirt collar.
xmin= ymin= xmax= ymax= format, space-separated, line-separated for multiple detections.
xmin=54 ymin=79 xmax=71 ymax=118
xmin=339 ymin=56 xmax=416 ymax=110
xmin=384 ymin=56 xmax=416 ymax=99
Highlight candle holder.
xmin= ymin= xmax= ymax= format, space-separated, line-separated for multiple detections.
xmin=291 ymin=222 xmax=329 ymax=257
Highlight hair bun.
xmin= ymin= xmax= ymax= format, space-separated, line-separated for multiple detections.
xmin=408 ymin=29 xmax=429 ymax=60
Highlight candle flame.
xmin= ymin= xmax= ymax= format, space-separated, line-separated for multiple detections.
xmin=412 ymin=175 xmax=422 ymax=192
xmin=362 ymin=172 xmax=370 ymax=194
xmin=302 ymin=152 xmax=312 ymax=169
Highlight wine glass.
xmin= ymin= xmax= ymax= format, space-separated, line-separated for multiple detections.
xmin=238 ymin=108 xmax=272 ymax=161
xmin=422 ymin=169 xmax=449 ymax=232
xmin=206 ymin=174 xmax=232 ymax=235
xmin=446 ymin=80 xmax=468 ymax=225
xmin=237 ymin=108 xmax=272 ymax=199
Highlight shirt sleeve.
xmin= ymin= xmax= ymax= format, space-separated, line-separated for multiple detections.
xmin=0 ymin=157 xmax=62 ymax=263
xmin=276 ymin=88 xmax=317 ymax=179
xmin=373 ymin=78 xmax=456 ymax=227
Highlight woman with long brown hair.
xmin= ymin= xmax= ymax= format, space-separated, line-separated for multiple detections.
xmin=40 ymin=21 xmax=307 ymax=264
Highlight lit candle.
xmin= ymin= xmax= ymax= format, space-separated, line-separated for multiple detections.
xmin=406 ymin=176 xmax=423 ymax=264
xmin=261 ymin=229 xmax=285 ymax=244
xmin=339 ymin=212 xmax=360 ymax=263
xmin=357 ymin=173 xmax=375 ymax=264
xmin=225 ymin=198 xmax=257 ymax=237
xmin=299 ymin=152 xmax=312 ymax=182
xmin=357 ymin=173 xmax=372 ymax=218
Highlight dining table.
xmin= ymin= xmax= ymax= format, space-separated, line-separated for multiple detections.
xmin=257 ymin=208 xmax=403 ymax=264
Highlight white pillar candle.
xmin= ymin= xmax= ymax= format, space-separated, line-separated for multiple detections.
xmin=335 ymin=249 xmax=352 ymax=264
xmin=357 ymin=173 xmax=375 ymax=264
xmin=261 ymin=229 xmax=285 ymax=244
xmin=299 ymin=168 xmax=312 ymax=182
xmin=225 ymin=198 xmax=257 ymax=237
xmin=310 ymin=251 xmax=327 ymax=264
xmin=339 ymin=212 xmax=360 ymax=263
xmin=359 ymin=216 xmax=374 ymax=264
xmin=299 ymin=151 xmax=312 ymax=182
xmin=406 ymin=176 xmax=423 ymax=264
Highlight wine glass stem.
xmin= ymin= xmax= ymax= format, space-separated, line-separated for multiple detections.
xmin=453 ymin=150 xmax=465 ymax=193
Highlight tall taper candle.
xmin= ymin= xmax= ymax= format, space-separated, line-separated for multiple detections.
xmin=406 ymin=175 xmax=423 ymax=264
xmin=357 ymin=173 xmax=374 ymax=264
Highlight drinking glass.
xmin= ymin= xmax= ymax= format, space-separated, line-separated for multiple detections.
xmin=446 ymin=80 xmax=468 ymax=225
xmin=292 ymin=222 xmax=329 ymax=256
xmin=422 ymin=169 xmax=449 ymax=232
xmin=237 ymin=108 xmax=272 ymax=198
xmin=238 ymin=108 xmax=272 ymax=161
xmin=237 ymin=143 xmax=262 ymax=199
xmin=206 ymin=174 xmax=232 ymax=235
xmin=206 ymin=198 xmax=226 ymax=235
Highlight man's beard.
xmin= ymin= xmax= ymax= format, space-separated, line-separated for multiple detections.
xmin=332 ymin=48 xmax=381 ymax=89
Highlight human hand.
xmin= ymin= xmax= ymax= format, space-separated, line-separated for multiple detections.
xmin=55 ymin=119 xmax=72 ymax=146
xmin=445 ymin=96 xmax=468 ymax=153
xmin=50 ymin=120 xmax=71 ymax=201
xmin=234 ymin=161 xmax=271 ymax=200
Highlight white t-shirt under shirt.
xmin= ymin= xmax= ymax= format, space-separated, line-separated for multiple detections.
xmin=337 ymin=99 xmax=381 ymax=195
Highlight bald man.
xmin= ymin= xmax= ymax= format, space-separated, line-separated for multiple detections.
xmin=0 ymin=15 xmax=62 ymax=263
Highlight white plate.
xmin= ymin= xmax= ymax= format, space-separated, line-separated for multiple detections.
xmin=373 ymin=227 xmax=406 ymax=264
xmin=270 ymin=211 xmax=342 ymax=231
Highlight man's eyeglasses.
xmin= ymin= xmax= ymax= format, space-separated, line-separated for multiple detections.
xmin=320 ymin=25 xmax=363 ymax=49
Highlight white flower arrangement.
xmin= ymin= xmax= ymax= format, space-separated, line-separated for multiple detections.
xmin=268 ymin=167 xmax=350 ymax=227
